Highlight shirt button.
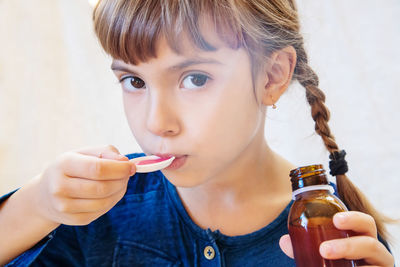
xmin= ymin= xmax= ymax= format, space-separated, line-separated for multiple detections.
xmin=203 ymin=245 xmax=215 ymax=260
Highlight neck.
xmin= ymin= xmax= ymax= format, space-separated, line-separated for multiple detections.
xmin=176 ymin=130 xmax=294 ymax=235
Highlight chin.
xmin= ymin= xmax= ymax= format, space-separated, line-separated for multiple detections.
xmin=161 ymin=170 xmax=206 ymax=188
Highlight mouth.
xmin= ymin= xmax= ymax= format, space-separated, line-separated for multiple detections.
xmin=153 ymin=153 xmax=188 ymax=170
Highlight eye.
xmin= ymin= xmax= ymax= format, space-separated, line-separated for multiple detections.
xmin=181 ymin=74 xmax=210 ymax=89
xmin=119 ymin=76 xmax=146 ymax=91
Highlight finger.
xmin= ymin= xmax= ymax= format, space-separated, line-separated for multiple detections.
xmin=75 ymin=145 xmax=130 ymax=167
xmin=76 ymin=145 xmax=122 ymax=158
xmin=76 ymin=145 xmax=130 ymax=161
xmin=61 ymin=152 xmax=135 ymax=180
xmin=59 ymin=210 xmax=107 ymax=226
xmin=54 ymin=187 xmax=127 ymax=214
xmin=320 ymin=235 xmax=394 ymax=266
xmin=333 ymin=211 xmax=377 ymax=238
xmin=99 ymin=151 xmax=129 ymax=161
xmin=279 ymin=235 xmax=294 ymax=258
xmin=52 ymin=175 xmax=129 ymax=199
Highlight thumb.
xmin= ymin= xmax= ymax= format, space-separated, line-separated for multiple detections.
xmin=99 ymin=151 xmax=135 ymax=175
xmin=279 ymin=234 xmax=294 ymax=258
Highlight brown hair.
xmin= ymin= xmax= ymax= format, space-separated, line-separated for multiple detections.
xmin=93 ymin=0 xmax=392 ymax=240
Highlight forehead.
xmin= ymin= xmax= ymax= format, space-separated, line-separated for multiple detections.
xmin=110 ymin=18 xmax=256 ymax=81
xmin=94 ymin=0 xmax=249 ymax=66
xmin=158 ymin=24 xmax=228 ymax=58
xmin=138 ymin=17 xmax=237 ymax=65
xmin=112 ymin=36 xmax=248 ymax=74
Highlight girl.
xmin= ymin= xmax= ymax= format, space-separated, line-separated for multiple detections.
xmin=0 ymin=0 xmax=394 ymax=266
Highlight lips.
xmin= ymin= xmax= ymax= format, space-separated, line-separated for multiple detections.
xmin=153 ymin=153 xmax=187 ymax=170
xmin=165 ymin=155 xmax=187 ymax=170
xmin=154 ymin=153 xmax=185 ymax=159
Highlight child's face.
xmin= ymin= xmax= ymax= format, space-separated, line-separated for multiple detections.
xmin=111 ymin=27 xmax=267 ymax=187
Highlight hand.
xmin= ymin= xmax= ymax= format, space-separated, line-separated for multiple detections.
xmin=32 ymin=145 xmax=136 ymax=226
xmin=279 ymin=211 xmax=394 ymax=267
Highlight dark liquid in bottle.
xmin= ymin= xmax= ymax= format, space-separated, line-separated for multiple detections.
xmin=289 ymin=217 xmax=356 ymax=267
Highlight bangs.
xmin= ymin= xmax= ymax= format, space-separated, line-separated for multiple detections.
xmin=93 ymin=0 xmax=246 ymax=65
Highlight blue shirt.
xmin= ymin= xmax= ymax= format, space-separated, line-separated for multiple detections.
xmin=1 ymin=153 xmax=390 ymax=266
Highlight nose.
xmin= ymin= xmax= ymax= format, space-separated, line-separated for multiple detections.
xmin=145 ymin=92 xmax=180 ymax=137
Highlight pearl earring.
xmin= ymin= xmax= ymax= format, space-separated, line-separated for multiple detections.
xmin=271 ymin=96 xmax=277 ymax=109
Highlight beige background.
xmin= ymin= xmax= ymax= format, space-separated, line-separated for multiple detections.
xmin=0 ymin=0 xmax=399 ymax=263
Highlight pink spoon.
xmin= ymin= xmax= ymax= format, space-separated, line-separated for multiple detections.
xmin=130 ymin=155 xmax=175 ymax=173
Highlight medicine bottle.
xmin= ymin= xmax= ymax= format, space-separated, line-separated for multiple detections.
xmin=288 ymin=164 xmax=356 ymax=267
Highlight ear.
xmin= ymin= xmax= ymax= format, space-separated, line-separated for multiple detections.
xmin=260 ymin=46 xmax=297 ymax=106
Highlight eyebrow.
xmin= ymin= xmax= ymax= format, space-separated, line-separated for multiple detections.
xmin=110 ymin=58 xmax=223 ymax=72
xmin=167 ymin=58 xmax=223 ymax=70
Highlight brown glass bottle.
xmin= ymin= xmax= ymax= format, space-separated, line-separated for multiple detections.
xmin=288 ymin=165 xmax=356 ymax=267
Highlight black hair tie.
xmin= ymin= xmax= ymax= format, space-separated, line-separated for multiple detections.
xmin=329 ymin=150 xmax=348 ymax=176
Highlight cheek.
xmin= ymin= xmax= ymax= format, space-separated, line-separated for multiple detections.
xmin=184 ymin=83 xmax=262 ymax=156
xmin=123 ymin=94 xmax=145 ymax=139
xmin=176 ymin=92 xmax=262 ymax=184
xmin=216 ymin=97 xmax=260 ymax=149
xmin=123 ymin=95 xmax=135 ymax=126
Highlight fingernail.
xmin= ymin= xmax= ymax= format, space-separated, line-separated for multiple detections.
xmin=335 ymin=212 xmax=347 ymax=223
xmin=320 ymin=243 xmax=333 ymax=257
xmin=118 ymin=154 xmax=128 ymax=161
xmin=130 ymin=163 xmax=136 ymax=175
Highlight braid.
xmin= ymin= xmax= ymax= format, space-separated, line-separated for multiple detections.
xmin=297 ymin=66 xmax=338 ymax=152
xmin=294 ymin=42 xmax=391 ymax=241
